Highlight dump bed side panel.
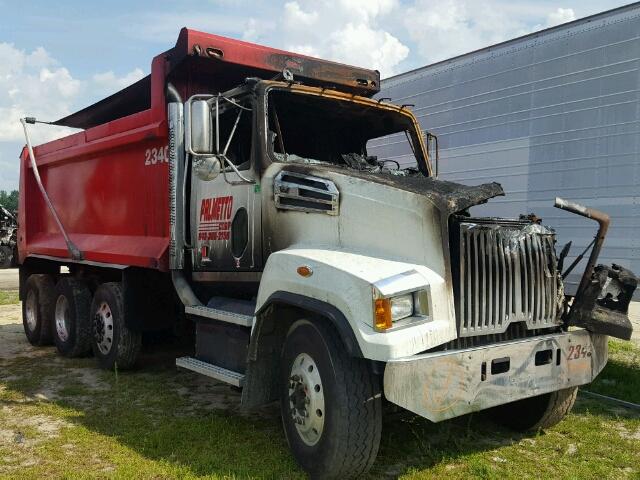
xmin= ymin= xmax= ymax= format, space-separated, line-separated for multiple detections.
xmin=19 ymin=58 xmax=171 ymax=271
xmin=19 ymin=122 xmax=170 ymax=270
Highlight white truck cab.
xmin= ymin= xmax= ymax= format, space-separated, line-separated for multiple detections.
xmin=171 ymin=77 xmax=636 ymax=478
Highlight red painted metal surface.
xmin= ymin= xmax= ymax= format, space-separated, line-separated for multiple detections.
xmin=19 ymin=54 xmax=170 ymax=270
xmin=18 ymin=29 xmax=380 ymax=271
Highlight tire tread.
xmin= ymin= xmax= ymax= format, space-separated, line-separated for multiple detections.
xmin=91 ymin=282 xmax=141 ymax=370
xmin=530 ymin=387 xmax=578 ymax=431
xmin=22 ymin=274 xmax=55 ymax=346
xmin=53 ymin=277 xmax=92 ymax=357
xmin=286 ymin=320 xmax=381 ymax=479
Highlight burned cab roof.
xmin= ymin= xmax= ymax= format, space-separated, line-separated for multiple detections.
xmin=52 ymin=28 xmax=380 ymax=130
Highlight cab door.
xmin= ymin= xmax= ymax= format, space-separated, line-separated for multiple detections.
xmin=190 ymin=99 xmax=261 ymax=272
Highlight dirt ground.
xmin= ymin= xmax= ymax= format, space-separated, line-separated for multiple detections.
xmin=0 ymin=269 xmax=18 ymax=291
xmin=0 ymin=302 xmax=279 ymax=477
xmin=0 ymin=311 xmax=639 ymax=479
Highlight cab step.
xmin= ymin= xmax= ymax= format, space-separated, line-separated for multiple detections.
xmin=185 ymin=301 xmax=254 ymax=327
xmin=176 ymin=356 xmax=245 ymax=387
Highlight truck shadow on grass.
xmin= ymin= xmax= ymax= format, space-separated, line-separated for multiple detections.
xmin=1 ymin=323 xmax=639 ymax=479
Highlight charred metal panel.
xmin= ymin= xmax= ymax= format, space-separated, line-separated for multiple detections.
xmin=569 ymin=264 xmax=637 ymax=340
xmin=170 ymin=28 xmax=380 ymax=97
xmin=276 ymin=164 xmax=504 ymax=216
xmin=451 ymin=217 xmax=561 ymax=337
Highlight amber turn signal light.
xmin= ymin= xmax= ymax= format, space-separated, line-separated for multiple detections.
xmin=297 ymin=265 xmax=313 ymax=277
xmin=374 ymin=298 xmax=392 ymax=331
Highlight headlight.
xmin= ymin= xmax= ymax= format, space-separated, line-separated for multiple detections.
xmin=390 ymin=293 xmax=414 ymax=321
xmin=374 ymin=292 xmax=422 ymax=331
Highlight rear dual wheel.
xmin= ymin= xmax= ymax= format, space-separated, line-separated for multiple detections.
xmin=53 ymin=277 xmax=92 ymax=357
xmin=22 ymin=274 xmax=141 ymax=370
xmin=23 ymin=274 xmax=55 ymax=346
xmin=90 ymin=282 xmax=141 ymax=370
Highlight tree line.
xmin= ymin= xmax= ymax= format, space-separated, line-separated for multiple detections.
xmin=0 ymin=190 xmax=18 ymax=213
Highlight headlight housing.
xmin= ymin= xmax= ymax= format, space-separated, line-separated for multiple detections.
xmin=374 ymin=290 xmax=429 ymax=331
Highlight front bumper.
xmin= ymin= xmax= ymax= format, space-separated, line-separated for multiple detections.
xmin=383 ymin=329 xmax=608 ymax=422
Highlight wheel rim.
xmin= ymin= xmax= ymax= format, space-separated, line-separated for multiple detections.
xmin=54 ymin=295 xmax=71 ymax=342
xmin=94 ymin=301 xmax=114 ymax=355
xmin=288 ymin=352 xmax=325 ymax=446
xmin=25 ymin=290 xmax=37 ymax=332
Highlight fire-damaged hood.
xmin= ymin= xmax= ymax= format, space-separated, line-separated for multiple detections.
xmin=355 ymin=173 xmax=505 ymax=215
xmin=283 ymin=164 xmax=505 ymax=215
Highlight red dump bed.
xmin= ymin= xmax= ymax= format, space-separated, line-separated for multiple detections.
xmin=18 ymin=28 xmax=380 ymax=270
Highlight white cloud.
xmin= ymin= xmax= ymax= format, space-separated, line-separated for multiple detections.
xmin=92 ymin=68 xmax=145 ymax=96
xmin=403 ymin=1 xmax=583 ymax=65
xmin=283 ymin=1 xmax=319 ymax=29
xmin=248 ymin=0 xmax=409 ymax=77
xmin=0 ymin=43 xmax=145 ymax=190
xmin=336 ymin=0 xmax=397 ymax=23
xmin=328 ymin=23 xmax=408 ymax=75
xmin=127 ymin=12 xmax=250 ymax=43
xmin=242 ymin=18 xmax=276 ymax=42
xmin=546 ymin=7 xmax=576 ymax=27
xmin=0 ymin=43 xmax=80 ymax=144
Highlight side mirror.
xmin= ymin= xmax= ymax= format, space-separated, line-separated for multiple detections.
xmin=185 ymin=95 xmax=221 ymax=181
xmin=189 ymin=100 xmax=213 ymax=154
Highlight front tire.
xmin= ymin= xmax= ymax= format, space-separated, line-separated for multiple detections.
xmin=22 ymin=274 xmax=55 ymax=346
xmin=488 ymin=387 xmax=578 ymax=431
xmin=280 ymin=319 xmax=381 ymax=479
xmin=53 ymin=277 xmax=92 ymax=357
xmin=90 ymin=282 xmax=141 ymax=370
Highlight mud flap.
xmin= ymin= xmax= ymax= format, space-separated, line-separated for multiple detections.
xmin=568 ymin=264 xmax=637 ymax=340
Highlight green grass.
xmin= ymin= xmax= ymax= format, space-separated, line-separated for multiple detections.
xmin=585 ymin=339 xmax=640 ymax=404
xmin=0 ymin=290 xmax=19 ymax=305
xmin=0 ymin=332 xmax=638 ymax=479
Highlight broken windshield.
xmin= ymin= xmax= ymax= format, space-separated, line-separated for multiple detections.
xmin=266 ymin=90 xmax=428 ymax=174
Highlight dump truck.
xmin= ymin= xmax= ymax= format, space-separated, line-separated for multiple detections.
xmin=18 ymin=28 xmax=637 ymax=479
xmin=0 ymin=205 xmax=17 ymax=268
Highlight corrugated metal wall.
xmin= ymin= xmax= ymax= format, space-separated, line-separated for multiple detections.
xmin=375 ymin=3 xmax=640 ymax=293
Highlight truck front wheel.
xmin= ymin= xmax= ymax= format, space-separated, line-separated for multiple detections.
xmin=53 ymin=277 xmax=92 ymax=357
xmin=90 ymin=282 xmax=141 ymax=370
xmin=488 ymin=386 xmax=578 ymax=431
xmin=280 ymin=319 xmax=381 ymax=479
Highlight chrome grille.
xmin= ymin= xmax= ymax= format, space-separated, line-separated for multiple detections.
xmin=455 ymin=220 xmax=559 ymax=337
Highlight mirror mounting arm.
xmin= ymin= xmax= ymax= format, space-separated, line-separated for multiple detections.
xmin=185 ymin=93 xmax=254 ymax=185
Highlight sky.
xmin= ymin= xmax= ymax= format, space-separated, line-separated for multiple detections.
xmin=0 ymin=0 xmax=632 ymax=191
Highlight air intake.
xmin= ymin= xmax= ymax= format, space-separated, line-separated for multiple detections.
xmin=274 ymin=171 xmax=339 ymax=215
